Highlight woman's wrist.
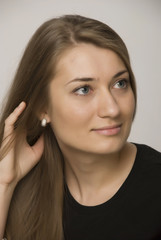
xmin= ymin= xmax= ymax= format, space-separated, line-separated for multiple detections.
xmin=0 ymin=181 xmax=17 ymax=194
xmin=0 ymin=184 xmax=15 ymax=240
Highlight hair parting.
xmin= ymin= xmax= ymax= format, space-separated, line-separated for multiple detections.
xmin=0 ymin=14 xmax=137 ymax=240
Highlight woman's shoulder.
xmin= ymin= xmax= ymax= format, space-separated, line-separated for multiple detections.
xmin=129 ymin=143 xmax=161 ymax=197
xmin=134 ymin=142 xmax=160 ymax=155
xmin=133 ymin=142 xmax=161 ymax=170
xmin=134 ymin=143 xmax=160 ymax=157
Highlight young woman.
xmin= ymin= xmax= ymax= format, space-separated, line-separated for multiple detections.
xmin=0 ymin=15 xmax=161 ymax=240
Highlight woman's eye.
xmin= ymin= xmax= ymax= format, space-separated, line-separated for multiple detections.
xmin=74 ymin=85 xmax=91 ymax=95
xmin=114 ymin=79 xmax=128 ymax=89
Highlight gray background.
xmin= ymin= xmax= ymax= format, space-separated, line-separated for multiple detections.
xmin=0 ymin=0 xmax=161 ymax=151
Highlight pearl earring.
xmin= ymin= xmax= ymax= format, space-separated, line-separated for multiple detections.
xmin=41 ymin=118 xmax=47 ymax=127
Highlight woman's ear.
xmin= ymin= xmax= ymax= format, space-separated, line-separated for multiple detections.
xmin=39 ymin=111 xmax=51 ymax=124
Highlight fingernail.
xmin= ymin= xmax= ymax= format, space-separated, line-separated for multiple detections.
xmin=18 ymin=102 xmax=24 ymax=108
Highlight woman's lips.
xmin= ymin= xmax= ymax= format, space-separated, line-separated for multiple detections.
xmin=92 ymin=124 xmax=122 ymax=136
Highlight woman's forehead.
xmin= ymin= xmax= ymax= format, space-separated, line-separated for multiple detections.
xmin=54 ymin=43 xmax=126 ymax=80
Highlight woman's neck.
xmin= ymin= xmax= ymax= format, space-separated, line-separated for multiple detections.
xmin=64 ymin=142 xmax=136 ymax=206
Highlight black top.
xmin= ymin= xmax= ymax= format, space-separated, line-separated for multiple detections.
xmin=63 ymin=144 xmax=161 ymax=240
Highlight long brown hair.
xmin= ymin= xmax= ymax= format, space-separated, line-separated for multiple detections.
xmin=0 ymin=15 xmax=137 ymax=240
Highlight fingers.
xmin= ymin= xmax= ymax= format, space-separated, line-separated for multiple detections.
xmin=31 ymin=135 xmax=44 ymax=162
xmin=20 ymin=135 xmax=44 ymax=176
xmin=3 ymin=102 xmax=26 ymax=139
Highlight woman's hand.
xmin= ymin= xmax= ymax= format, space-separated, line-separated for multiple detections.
xmin=0 ymin=102 xmax=44 ymax=188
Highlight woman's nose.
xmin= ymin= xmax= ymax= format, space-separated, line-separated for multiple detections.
xmin=97 ymin=90 xmax=120 ymax=118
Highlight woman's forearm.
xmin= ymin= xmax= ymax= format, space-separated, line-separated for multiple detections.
xmin=0 ymin=185 xmax=15 ymax=239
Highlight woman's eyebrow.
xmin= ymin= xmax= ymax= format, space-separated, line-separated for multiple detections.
xmin=66 ymin=70 xmax=128 ymax=85
xmin=66 ymin=77 xmax=95 ymax=85
xmin=112 ymin=70 xmax=129 ymax=79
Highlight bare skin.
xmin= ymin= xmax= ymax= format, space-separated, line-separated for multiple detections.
xmin=44 ymin=44 xmax=136 ymax=206
xmin=65 ymin=142 xmax=136 ymax=206
xmin=0 ymin=102 xmax=44 ymax=239
xmin=0 ymin=44 xmax=136 ymax=237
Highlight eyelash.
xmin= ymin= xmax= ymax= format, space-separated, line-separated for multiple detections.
xmin=114 ymin=79 xmax=129 ymax=89
xmin=73 ymin=79 xmax=129 ymax=96
xmin=73 ymin=84 xmax=92 ymax=96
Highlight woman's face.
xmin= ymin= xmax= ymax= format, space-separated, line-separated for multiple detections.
xmin=46 ymin=43 xmax=135 ymax=156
